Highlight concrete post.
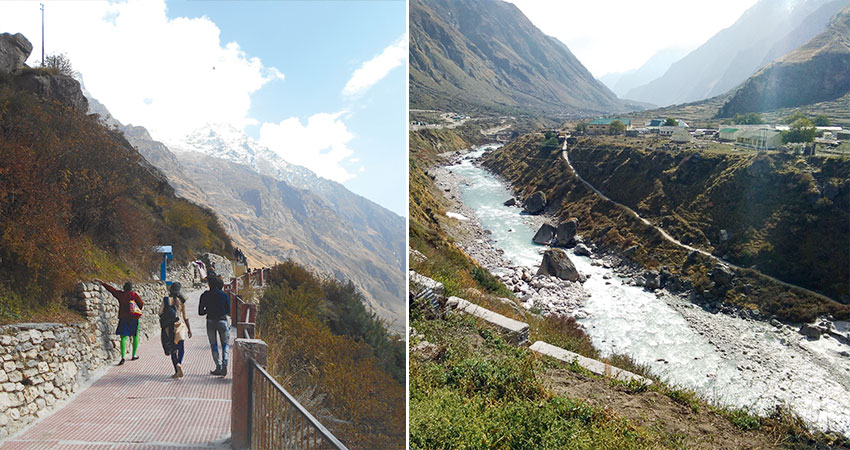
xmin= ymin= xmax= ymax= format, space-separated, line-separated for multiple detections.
xmin=231 ymin=338 xmax=268 ymax=450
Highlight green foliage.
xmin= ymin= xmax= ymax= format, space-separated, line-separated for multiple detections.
xmin=782 ymin=111 xmax=808 ymax=124
xmin=540 ymin=131 xmax=560 ymax=154
xmin=724 ymin=408 xmax=762 ymax=431
xmin=783 ymin=118 xmax=817 ymax=143
xmin=575 ymin=122 xmax=588 ymax=134
xmin=733 ymin=112 xmax=764 ymax=125
xmin=813 ymin=114 xmax=831 ymax=126
xmin=260 ymin=260 xmax=404 ymax=448
xmin=663 ymin=118 xmax=678 ymax=126
xmin=608 ymin=120 xmax=626 ymax=134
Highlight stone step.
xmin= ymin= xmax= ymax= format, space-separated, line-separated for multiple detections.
xmin=447 ymin=296 xmax=529 ymax=345
xmin=530 ymin=341 xmax=652 ymax=385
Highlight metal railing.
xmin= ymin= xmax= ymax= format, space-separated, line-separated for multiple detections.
xmin=250 ymin=360 xmax=348 ymax=450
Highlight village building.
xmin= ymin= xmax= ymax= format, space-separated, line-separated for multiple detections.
xmin=587 ymin=118 xmax=631 ymax=135
xmin=735 ymin=128 xmax=783 ymax=150
xmin=718 ymin=127 xmax=740 ymax=142
xmin=670 ymin=128 xmax=692 ymax=143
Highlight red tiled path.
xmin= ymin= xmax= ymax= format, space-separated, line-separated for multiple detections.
xmin=2 ymin=289 xmax=232 ymax=449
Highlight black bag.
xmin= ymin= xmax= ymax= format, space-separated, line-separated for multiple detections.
xmin=159 ymin=296 xmax=179 ymax=329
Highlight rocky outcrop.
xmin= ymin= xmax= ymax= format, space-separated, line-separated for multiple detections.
xmin=555 ymin=219 xmax=578 ymax=247
xmin=523 ymin=191 xmax=546 ymax=214
xmin=0 ymin=33 xmax=32 ymax=73
xmin=532 ymin=224 xmax=556 ymax=245
xmin=200 ymin=253 xmax=234 ymax=281
xmin=0 ymin=32 xmax=87 ymax=113
xmin=503 ymin=198 xmax=516 ymax=207
xmin=13 ymin=71 xmax=89 ymax=113
xmin=537 ymin=249 xmax=580 ymax=282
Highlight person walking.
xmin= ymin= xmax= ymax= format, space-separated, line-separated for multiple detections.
xmin=93 ymin=278 xmax=143 ymax=365
xmin=159 ymin=282 xmax=192 ymax=378
xmin=198 ymin=276 xmax=230 ymax=376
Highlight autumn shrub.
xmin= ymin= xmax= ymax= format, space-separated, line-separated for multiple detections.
xmin=259 ymin=261 xmax=405 ymax=449
xmin=0 ymin=81 xmax=231 ymax=322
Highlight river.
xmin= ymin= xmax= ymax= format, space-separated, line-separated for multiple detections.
xmin=444 ymin=145 xmax=850 ymax=435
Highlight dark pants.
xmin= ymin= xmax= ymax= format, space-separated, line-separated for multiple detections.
xmin=206 ymin=319 xmax=229 ymax=369
xmin=171 ymin=340 xmax=185 ymax=369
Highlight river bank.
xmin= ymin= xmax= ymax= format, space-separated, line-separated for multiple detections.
xmin=433 ymin=145 xmax=850 ymax=436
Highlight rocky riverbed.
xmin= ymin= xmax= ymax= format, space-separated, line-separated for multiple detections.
xmin=433 ymin=146 xmax=850 ymax=435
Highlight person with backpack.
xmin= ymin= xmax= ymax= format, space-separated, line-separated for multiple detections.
xmin=159 ymin=282 xmax=192 ymax=378
xmin=93 ymin=278 xmax=144 ymax=365
xmin=198 ymin=276 xmax=230 ymax=376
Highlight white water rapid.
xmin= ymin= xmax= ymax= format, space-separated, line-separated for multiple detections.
xmin=447 ymin=145 xmax=850 ymax=435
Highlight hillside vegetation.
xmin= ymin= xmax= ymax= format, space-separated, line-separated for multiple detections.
xmin=482 ymin=134 xmax=850 ymax=322
xmin=0 ymin=71 xmax=231 ymax=323
xmin=259 ymin=261 xmax=405 ymax=449
xmin=409 ymin=129 xmax=849 ymax=449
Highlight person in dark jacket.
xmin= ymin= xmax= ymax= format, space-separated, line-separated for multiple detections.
xmin=198 ymin=276 xmax=231 ymax=376
xmin=94 ymin=278 xmax=144 ymax=365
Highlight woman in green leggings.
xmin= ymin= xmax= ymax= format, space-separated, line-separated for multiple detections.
xmin=94 ymin=279 xmax=144 ymax=364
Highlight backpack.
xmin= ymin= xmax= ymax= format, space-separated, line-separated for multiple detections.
xmin=159 ymin=296 xmax=179 ymax=329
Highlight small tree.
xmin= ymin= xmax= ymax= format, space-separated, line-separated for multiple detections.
xmin=664 ymin=117 xmax=678 ymax=126
xmin=783 ymin=118 xmax=817 ymax=143
xmin=733 ymin=112 xmax=764 ymax=125
xmin=782 ymin=111 xmax=807 ymax=124
xmin=42 ymin=53 xmax=74 ymax=77
xmin=608 ymin=120 xmax=626 ymax=135
xmin=813 ymin=114 xmax=831 ymax=127
xmin=575 ymin=122 xmax=588 ymax=134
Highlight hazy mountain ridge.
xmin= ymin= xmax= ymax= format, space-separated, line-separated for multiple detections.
xmin=88 ymin=100 xmax=405 ymax=329
xmin=625 ymin=0 xmax=843 ymax=107
xmin=410 ymin=0 xmax=629 ymax=116
xmin=599 ymin=47 xmax=689 ymax=99
xmin=718 ymin=4 xmax=850 ymax=117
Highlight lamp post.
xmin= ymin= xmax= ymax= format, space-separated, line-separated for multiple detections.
xmin=40 ymin=3 xmax=44 ymax=65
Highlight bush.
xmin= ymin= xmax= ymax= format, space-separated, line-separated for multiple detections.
xmin=41 ymin=53 xmax=74 ymax=77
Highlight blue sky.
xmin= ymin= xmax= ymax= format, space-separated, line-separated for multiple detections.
xmin=0 ymin=0 xmax=408 ymax=216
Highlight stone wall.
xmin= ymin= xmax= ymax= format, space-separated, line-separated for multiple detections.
xmin=0 ymin=281 xmax=167 ymax=440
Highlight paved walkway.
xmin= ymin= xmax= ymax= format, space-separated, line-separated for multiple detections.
xmin=1 ymin=289 xmax=232 ymax=449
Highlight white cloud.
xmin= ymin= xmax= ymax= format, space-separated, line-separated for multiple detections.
xmin=258 ymin=113 xmax=357 ymax=183
xmin=506 ymin=0 xmax=758 ymax=76
xmin=342 ymin=33 xmax=407 ymax=98
xmin=0 ymin=0 xmax=283 ymax=142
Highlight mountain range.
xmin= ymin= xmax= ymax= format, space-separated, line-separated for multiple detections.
xmin=625 ymin=0 xmax=849 ymax=107
xmin=599 ymin=47 xmax=689 ymax=100
xmin=410 ymin=0 xmax=633 ymax=116
xmin=88 ymin=96 xmax=406 ymax=330
xmin=718 ymin=4 xmax=850 ymax=117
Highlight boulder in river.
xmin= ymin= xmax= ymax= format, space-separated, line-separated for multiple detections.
xmin=503 ymin=198 xmax=517 ymax=207
xmin=537 ymin=249 xmax=580 ymax=282
xmin=555 ymin=218 xmax=578 ymax=247
xmin=532 ymin=224 xmax=556 ymax=245
xmin=574 ymin=243 xmax=591 ymax=257
xmin=523 ymin=191 xmax=546 ymax=214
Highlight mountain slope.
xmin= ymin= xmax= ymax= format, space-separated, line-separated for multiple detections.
xmin=717 ymin=5 xmax=850 ymax=117
xmin=92 ymin=115 xmax=406 ymax=330
xmin=173 ymin=151 xmax=405 ymax=328
xmin=600 ymin=48 xmax=689 ymax=99
xmin=626 ymin=0 xmax=844 ymax=107
xmin=410 ymin=0 xmax=627 ymax=116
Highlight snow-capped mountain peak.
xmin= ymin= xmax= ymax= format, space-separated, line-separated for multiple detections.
xmin=168 ymin=123 xmax=331 ymax=194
